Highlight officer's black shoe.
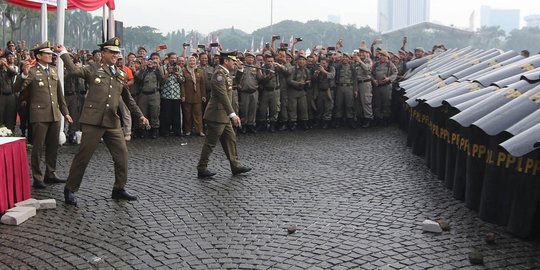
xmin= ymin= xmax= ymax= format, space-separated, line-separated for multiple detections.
xmin=64 ymin=188 xmax=77 ymax=206
xmin=301 ymin=121 xmax=311 ymax=130
xmin=311 ymin=120 xmax=319 ymax=128
xmin=372 ymin=118 xmax=381 ymax=127
xmin=347 ymin=118 xmax=357 ymax=129
xmin=232 ymin=166 xmax=252 ymax=175
xmin=68 ymin=135 xmax=76 ymax=144
xmin=247 ymin=125 xmax=257 ymax=134
xmin=289 ymin=122 xmax=297 ymax=131
xmin=269 ymin=122 xmax=276 ymax=133
xmin=322 ymin=120 xmax=330 ymax=129
xmin=256 ymin=121 xmax=266 ymax=132
xmin=362 ymin=119 xmax=373 ymax=128
xmin=277 ymin=124 xmax=288 ymax=131
xmin=44 ymin=176 xmax=67 ymax=184
xmin=33 ymin=180 xmax=46 ymax=189
xmin=112 ymin=188 xmax=138 ymax=201
xmin=150 ymin=129 xmax=158 ymax=139
xmin=382 ymin=118 xmax=389 ymax=127
xmin=138 ymin=129 xmax=147 ymax=139
xmin=333 ymin=119 xmax=341 ymax=129
xmin=197 ymin=169 xmax=216 ymax=179
xmin=240 ymin=126 xmax=247 ymax=134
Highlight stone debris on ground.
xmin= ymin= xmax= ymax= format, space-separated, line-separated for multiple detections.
xmin=0 ymin=206 xmax=37 ymax=225
xmin=287 ymin=225 xmax=297 ymax=234
xmin=37 ymin=199 xmax=57 ymax=209
xmin=485 ymin=232 xmax=496 ymax=244
xmin=14 ymin=198 xmax=40 ymax=209
xmin=1 ymin=198 xmax=56 ymax=226
xmin=422 ymin=219 xmax=443 ymax=233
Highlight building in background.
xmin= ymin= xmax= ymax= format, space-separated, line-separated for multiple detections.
xmin=378 ymin=0 xmax=430 ymax=32
xmin=480 ymin=5 xmax=519 ymax=34
xmin=524 ymin=14 xmax=540 ymax=28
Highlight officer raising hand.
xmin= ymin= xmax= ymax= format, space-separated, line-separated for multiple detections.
xmin=56 ymin=37 xmax=149 ymax=206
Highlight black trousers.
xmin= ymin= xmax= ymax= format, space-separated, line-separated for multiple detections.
xmin=159 ymin=98 xmax=182 ymax=135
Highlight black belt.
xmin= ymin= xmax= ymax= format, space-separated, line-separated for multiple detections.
xmin=80 ymin=91 xmax=87 ymax=95
xmin=338 ymin=83 xmax=352 ymax=87
xmin=64 ymin=92 xmax=75 ymax=96
xmin=1 ymin=92 xmax=13 ymax=96
xmin=358 ymin=79 xmax=371 ymax=83
xmin=142 ymin=91 xmax=157 ymax=95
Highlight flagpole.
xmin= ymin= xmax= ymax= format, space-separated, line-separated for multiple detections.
xmin=108 ymin=8 xmax=115 ymax=39
xmin=41 ymin=3 xmax=47 ymax=42
xmin=270 ymin=0 xmax=273 ymax=33
xmin=102 ymin=7 xmax=107 ymax=42
xmin=56 ymin=0 xmax=66 ymax=144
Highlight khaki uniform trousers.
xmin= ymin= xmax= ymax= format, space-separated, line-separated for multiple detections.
xmin=334 ymin=85 xmax=355 ymax=119
xmin=65 ymin=94 xmax=80 ymax=137
xmin=356 ymin=82 xmax=374 ymax=119
xmin=197 ymin=120 xmax=241 ymax=172
xmin=137 ymin=92 xmax=160 ymax=128
xmin=65 ymin=124 xmax=128 ymax=192
xmin=239 ymin=91 xmax=258 ymax=126
xmin=257 ymin=89 xmax=280 ymax=122
xmin=316 ymin=88 xmax=334 ymax=121
xmin=287 ymin=89 xmax=308 ymax=122
xmin=373 ymin=84 xmax=392 ymax=119
xmin=30 ymin=121 xmax=61 ymax=180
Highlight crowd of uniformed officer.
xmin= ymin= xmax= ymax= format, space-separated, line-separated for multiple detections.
xmin=0 ymin=36 xmax=433 ymax=145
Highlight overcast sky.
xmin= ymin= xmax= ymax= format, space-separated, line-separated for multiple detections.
xmin=101 ymin=0 xmax=540 ymax=34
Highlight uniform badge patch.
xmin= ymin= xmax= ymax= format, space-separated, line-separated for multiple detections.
xmin=216 ymin=75 xmax=223 ymax=82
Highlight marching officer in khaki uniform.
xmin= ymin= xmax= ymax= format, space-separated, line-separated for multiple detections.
xmin=55 ymin=38 xmax=149 ymax=206
xmin=372 ymin=50 xmax=397 ymax=127
xmin=197 ymin=51 xmax=251 ymax=178
xmin=355 ymin=46 xmax=374 ymax=128
xmin=15 ymin=41 xmax=73 ymax=189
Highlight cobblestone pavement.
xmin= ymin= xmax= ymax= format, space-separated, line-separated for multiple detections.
xmin=1 ymin=126 xmax=539 ymax=269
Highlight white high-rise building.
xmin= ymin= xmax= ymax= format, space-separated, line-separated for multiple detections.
xmin=378 ymin=0 xmax=430 ymax=32
xmin=524 ymin=14 xmax=540 ymax=28
xmin=480 ymin=6 xmax=519 ymax=33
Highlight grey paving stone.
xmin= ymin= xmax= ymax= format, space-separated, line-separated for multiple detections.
xmin=0 ymin=127 xmax=538 ymax=269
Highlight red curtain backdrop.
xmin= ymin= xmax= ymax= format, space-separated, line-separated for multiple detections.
xmin=6 ymin=0 xmax=115 ymax=11
xmin=0 ymin=138 xmax=31 ymax=214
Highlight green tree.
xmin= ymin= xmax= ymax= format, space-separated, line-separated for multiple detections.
xmin=504 ymin=27 xmax=540 ymax=53
xmin=473 ymin=25 xmax=506 ymax=49
xmin=123 ymin=26 xmax=165 ymax=53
